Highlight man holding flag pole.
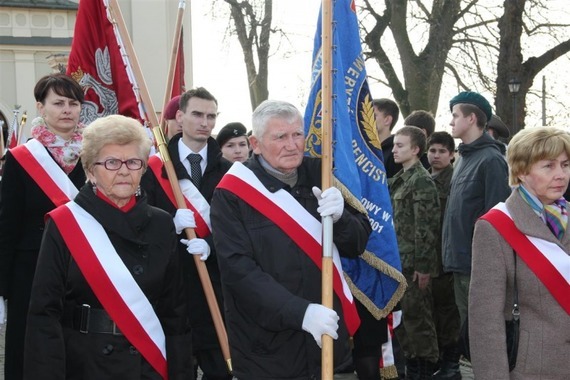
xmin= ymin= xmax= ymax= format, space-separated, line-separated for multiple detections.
xmin=211 ymin=99 xmax=371 ymax=379
xmin=305 ymin=0 xmax=406 ymax=378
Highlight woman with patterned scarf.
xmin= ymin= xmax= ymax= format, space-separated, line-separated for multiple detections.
xmin=0 ymin=73 xmax=86 ymax=380
xmin=469 ymin=127 xmax=570 ymax=379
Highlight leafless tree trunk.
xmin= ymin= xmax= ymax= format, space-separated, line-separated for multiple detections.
xmin=361 ymin=0 xmax=570 ymax=135
xmin=224 ymin=0 xmax=271 ymax=110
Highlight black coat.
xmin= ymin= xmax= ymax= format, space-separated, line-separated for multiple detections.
xmin=140 ymin=134 xmax=232 ymax=349
xmin=24 ymin=184 xmax=193 ymax=380
xmin=0 ymin=149 xmax=86 ymax=297
xmin=210 ymin=155 xmax=372 ymax=380
xmin=0 ymin=147 xmax=86 ymax=380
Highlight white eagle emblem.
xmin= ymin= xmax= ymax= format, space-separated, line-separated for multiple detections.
xmin=70 ymin=47 xmax=119 ymax=125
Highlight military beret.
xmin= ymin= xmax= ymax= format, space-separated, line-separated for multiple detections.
xmin=216 ymin=122 xmax=248 ymax=147
xmin=163 ymin=95 xmax=181 ymax=120
xmin=487 ymin=114 xmax=510 ymax=139
xmin=449 ymin=91 xmax=493 ymax=123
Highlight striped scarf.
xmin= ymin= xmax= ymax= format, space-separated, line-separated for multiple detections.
xmin=518 ymin=185 xmax=567 ymax=239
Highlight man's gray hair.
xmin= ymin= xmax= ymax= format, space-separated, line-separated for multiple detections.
xmin=251 ymin=100 xmax=303 ymax=138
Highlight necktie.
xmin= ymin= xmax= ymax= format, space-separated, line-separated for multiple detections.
xmin=188 ymin=153 xmax=202 ymax=188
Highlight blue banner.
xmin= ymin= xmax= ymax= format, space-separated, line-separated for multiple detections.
xmin=304 ymin=0 xmax=405 ymax=318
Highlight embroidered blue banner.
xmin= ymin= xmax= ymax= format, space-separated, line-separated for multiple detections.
xmin=304 ymin=0 xmax=405 ymax=318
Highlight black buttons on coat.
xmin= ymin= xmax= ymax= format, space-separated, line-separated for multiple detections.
xmin=102 ymin=344 xmax=113 ymax=355
xmin=133 ymin=265 xmax=144 ymax=275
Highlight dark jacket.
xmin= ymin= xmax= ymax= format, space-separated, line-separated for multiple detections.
xmin=442 ymin=133 xmax=511 ymax=274
xmin=382 ymin=135 xmax=400 ymax=178
xmin=210 ymin=155 xmax=372 ymax=380
xmin=431 ymin=164 xmax=453 ymax=275
xmin=0 ymin=149 xmax=86 ymax=297
xmin=140 ymin=133 xmax=232 ymax=349
xmin=24 ymin=184 xmax=192 ymax=380
xmin=0 ymin=147 xmax=86 ymax=380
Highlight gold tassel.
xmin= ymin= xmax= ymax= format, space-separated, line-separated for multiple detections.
xmin=380 ymin=364 xmax=399 ymax=380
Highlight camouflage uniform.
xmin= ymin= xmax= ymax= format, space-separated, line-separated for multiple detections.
xmin=430 ymin=165 xmax=461 ymax=349
xmin=389 ymin=161 xmax=440 ymax=364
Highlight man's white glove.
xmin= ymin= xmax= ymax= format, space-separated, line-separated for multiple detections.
xmin=173 ymin=209 xmax=196 ymax=234
xmin=0 ymin=296 xmax=5 ymax=326
xmin=302 ymin=303 xmax=339 ymax=348
xmin=180 ymin=238 xmax=210 ymax=261
xmin=312 ymin=186 xmax=344 ymax=223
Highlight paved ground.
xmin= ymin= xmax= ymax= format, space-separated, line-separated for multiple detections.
xmin=0 ymin=326 xmax=474 ymax=380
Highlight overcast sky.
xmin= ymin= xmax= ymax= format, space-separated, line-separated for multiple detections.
xmin=190 ymin=1 xmax=570 ymax=135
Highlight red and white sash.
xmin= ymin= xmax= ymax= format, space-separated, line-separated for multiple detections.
xmin=482 ymin=203 xmax=570 ymax=315
xmin=147 ymin=154 xmax=211 ymax=237
xmin=217 ymin=162 xmax=360 ymax=335
xmin=379 ymin=310 xmax=402 ymax=376
xmin=49 ymin=202 xmax=168 ymax=379
xmin=10 ymin=139 xmax=79 ymax=206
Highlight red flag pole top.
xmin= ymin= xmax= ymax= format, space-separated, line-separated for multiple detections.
xmin=160 ymin=0 xmax=186 ymax=133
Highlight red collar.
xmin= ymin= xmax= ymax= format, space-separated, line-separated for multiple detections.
xmin=96 ymin=189 xmax=136 ymax=212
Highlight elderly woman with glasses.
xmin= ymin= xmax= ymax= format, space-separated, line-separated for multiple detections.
xmin=24 ymin=115 xmax=192 ymax=380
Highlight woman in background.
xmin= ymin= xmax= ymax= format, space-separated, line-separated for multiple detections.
xmin=0 ymin=73 xmax=85 ymax=380
xmin=470 ymin=127 xmax=570 ymax=379
xmin=216 ymin=122 xmax=249 ymax=163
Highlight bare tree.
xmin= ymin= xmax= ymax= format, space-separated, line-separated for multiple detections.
xmin=223 ymin=0 xmax=272 ymax=110
xmin=496 ymin=0 xmax=570 ymax=134
xmin=361 ymin=0 xmax=570 ymax=134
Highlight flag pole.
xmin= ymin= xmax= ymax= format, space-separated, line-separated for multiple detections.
xmin=160 ymin=0 xmax=185 ymax=133
xmin=321 ymin=0 xmax=334 ymax=378
xmin=107 ymin=0 xmax=232 ymax=373
xmin=5 ymin=106 xmax=20 ymax=154
xmin=17 ymin=111 xmax=27 ymax=146
xmin=0 ymin=120 xmax=5 ymax=157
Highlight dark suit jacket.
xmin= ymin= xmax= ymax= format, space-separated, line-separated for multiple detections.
xmin=140 ymin=133 xmax=232 ymax=349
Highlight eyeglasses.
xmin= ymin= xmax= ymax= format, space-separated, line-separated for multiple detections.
xmin=94 ymin=158 xmax=144 ymax=171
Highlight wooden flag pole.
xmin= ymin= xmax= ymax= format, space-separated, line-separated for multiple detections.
xmin=160 ymin=0 xmax=185 ymax=132
xmin=108 ymin=0 xmax=232 ymax=373
xmin=320 ymin=0 xmax=334 ymax=379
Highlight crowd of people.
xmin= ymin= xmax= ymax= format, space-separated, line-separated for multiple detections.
xmin=0 ymin=72 xmax=568 ymax=380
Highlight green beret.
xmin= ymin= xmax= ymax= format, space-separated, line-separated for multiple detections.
xmin=449 ymin=91 xmax=492 ymax=122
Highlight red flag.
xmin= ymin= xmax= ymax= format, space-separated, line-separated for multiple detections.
xmin=170 ymin=28 xmax=186 ymax=98
xmin=7 ymin=129 xmax=17 ymax=150
xmin=67 ymin=0 xmax=142 ymax=125
xmin=6 ymin=109 xmax=24 ymax=150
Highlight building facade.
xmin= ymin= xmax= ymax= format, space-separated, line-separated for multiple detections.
xmin=0 ymin=0 xmax=193 ymax=141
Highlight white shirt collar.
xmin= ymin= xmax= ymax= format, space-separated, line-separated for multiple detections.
xmin=178 ymin=139 xmax=208 ymax=173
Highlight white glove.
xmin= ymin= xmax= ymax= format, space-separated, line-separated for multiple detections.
xmin=312 ymin=186 xmax=344 ymax=223
xmin=0 ymin=296 xmax=5 ymax=326
xmin=302 ymin=303 xmax=339 ymax=348
xmin=173 ymin=209 xmax=196 ymax=234
xmin=180 ymin=238 xmax=210 ymax=261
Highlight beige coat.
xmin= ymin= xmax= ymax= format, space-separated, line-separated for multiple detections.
xmin=469 ymin=190 xmax=570 ymax=379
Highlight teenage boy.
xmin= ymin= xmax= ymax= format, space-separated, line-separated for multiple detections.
xmin=427 ymin=132 xmax=462 ymax=380
xmin=389 ymin=126 xmax=440 ymax=378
